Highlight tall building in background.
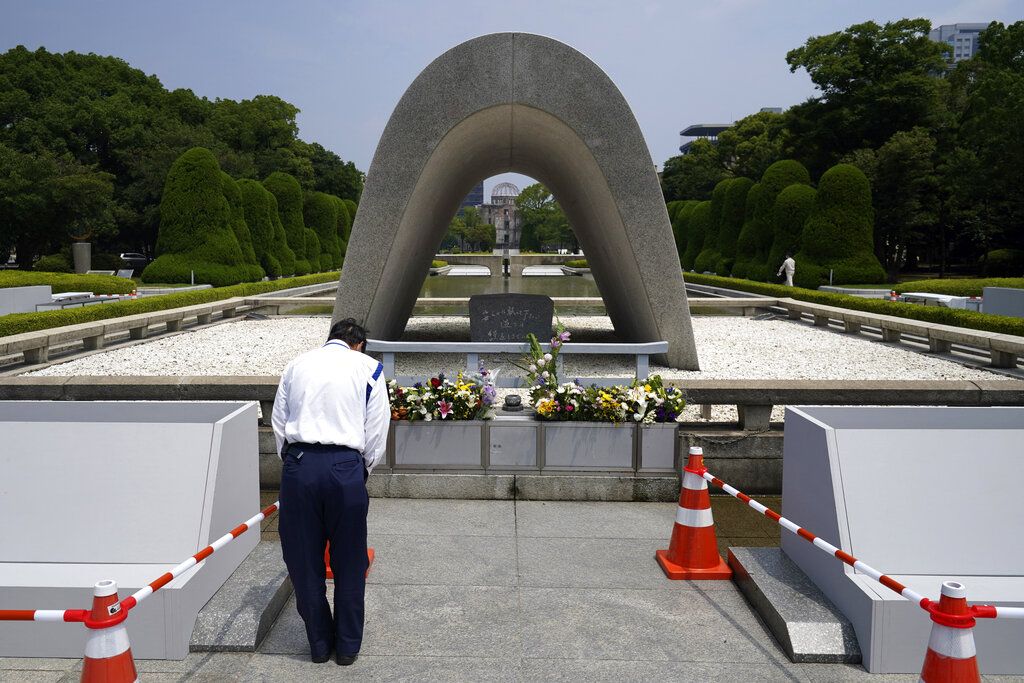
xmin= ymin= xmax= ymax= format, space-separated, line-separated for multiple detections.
xmin=458 ymin=180 xmax=484 ymax=214
xmin=479 ymin=182 xmax=522 ymax=254
xmin=930 ymin=23 xmax=988 ymax=64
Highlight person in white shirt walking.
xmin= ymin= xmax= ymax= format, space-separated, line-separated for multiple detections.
xmin=777 ymin=253 xmax=796 ymax=287
xmin=271 ymin=318 xmax=390 ymax=666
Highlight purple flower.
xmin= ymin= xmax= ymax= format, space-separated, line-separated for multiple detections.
xmin=558 ymin=331 xmax=571 ymax=342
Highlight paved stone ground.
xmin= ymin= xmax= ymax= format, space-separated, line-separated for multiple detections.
xmin=3 ymin=497 xmax=1020 ymax=682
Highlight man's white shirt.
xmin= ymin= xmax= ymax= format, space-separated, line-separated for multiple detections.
xmin=271 ymin=340 xmax=390 ymax=472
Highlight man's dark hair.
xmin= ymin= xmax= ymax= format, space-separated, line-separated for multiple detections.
xmin=329 ymin=318 xmax=368 ymax=347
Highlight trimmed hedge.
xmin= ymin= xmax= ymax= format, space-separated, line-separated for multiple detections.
xmin=263 ymin=172 xmax=309 ymax=275
xmin=342 ymin=199 xmax=357 ymax=230
xmin=304 ymin=228 xmax=322 ymax=273
xmin=266 ymin=191 xmax=296 ymax=276
xmin=666 ymin=200 xmax=684 ymax=223
xmin=895 ymin=278 xmax=1024 ymax=297
xmin=431 ymin=260 xmax=449 ymax=268
xmin=747 ymin=160 xmax=811 ymax=282
xmin=565 ymin=259 xmax=588 ymax=268
xmin=694 ymin=179 xmax=730 ymax=274
xmin=684 ymin=272 xmax=1024 ymax=337
xmin=681 ymin=201 xmax=711 ymax=271
xmin=142 ymin=148 xmax=260 ymax=287
xmin=0 ymin=272 xmax=340 ymax=338
xmin=33 ymin=254 xmax=72 ymax=272
xmin=716 ymin=177 xmax=753 ymax=275
xmin=795 ymin=164 xmax=885 ymax=288
xmin=0 ymin=271 xmax=135 ymax=295
xmin=767 ymin=183 xmax=816 ymax=272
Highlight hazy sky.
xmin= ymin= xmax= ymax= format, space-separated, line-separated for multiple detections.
xmin=1 ymin=0 xmax=1019 ymax=198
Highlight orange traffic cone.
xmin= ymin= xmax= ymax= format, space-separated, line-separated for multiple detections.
xmin=656 ymin=447 xmax=732 ymax=580
xmin=919 ymin=581 xmax=981 ymax=683
xmin=325 ymin=544 xmax=375 ymax=580
xmin=81 ymin=580 xmax=138 ymax=683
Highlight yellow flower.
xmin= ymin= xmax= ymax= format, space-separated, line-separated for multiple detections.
xmin=644 ymin=384 xmax=652 ymax=392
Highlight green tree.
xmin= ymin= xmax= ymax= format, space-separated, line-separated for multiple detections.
xmin=716 ymin=177 xmax=754 ymax=274
xmin=142 ymin=147 xmax=261 ymax=286
xmin=843 ymin=128 xmax=939 ymax=279
xmin=767 ymin=183 xmax=817 ymax=274
xmin=795 ymin=164 xmax=885 ymax=287
xmin=331 ymin=195 xmax=351 ymax=264
xmin=715 ymin=111 xmax=787 ymax=180
xmin=263 ymin=171 xmax=309 ymax=274
xmin=694 ymin=179 xmax=731 ymax=273
xmin=304 ymin=228 xmax=322 ymax=272
xmin=784 ymin=19 xmax=950 ymax=176
xmin=946 ymin=21 xmax=1024 ymax=258
xmin=265 ymin=191 xmax=296 ymax=275
xmin=237 ymin=178 xmax=283 ymax=277
xmin=516 ymin=184 xmax=572 ymax=251
xmin=661 ymin=139 xmax=728 ymax=202
xmin=681 ymin=201 xmax=711 ymax=271
xmin=0 ymin=144 xmax=115 ymax=267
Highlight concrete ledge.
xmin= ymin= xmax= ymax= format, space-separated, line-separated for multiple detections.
xmin=515 ymin=474 xmax=678 ymax=501
xmin=368 ymin=473 xmax=516 ymax=500
xmin=728 ymin=547 xmax=861 ymax=664
xmin=190 ymin=541 xmax=292 ymax=653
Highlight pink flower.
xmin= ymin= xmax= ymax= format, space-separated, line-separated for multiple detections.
xmin=438 ymin=399 xmax=453 ymax=419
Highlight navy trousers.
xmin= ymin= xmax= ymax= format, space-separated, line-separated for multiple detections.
xmin=279 ymin=443 xmax=369 ymax=658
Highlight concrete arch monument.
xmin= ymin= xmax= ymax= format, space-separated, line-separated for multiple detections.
xmin=333 ymin=32 xmax=699 ymax=369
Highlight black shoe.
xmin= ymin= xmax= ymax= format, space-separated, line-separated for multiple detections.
xmin=311 ymin=651 xmax=331 ymax=664
xmin=336 ymin=654 xmax=358 ymax=666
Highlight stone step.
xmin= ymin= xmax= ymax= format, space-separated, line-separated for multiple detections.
xmin=728 ymin=546 xmax=861 ymax=664
xmin=190 ymin=541 xmax=292 ymax=652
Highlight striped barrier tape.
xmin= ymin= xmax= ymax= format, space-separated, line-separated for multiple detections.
xmin=0 ymin=500 xmax=279 ymax=627
xmin=695 ymin=465 xmax=1024 ymax=623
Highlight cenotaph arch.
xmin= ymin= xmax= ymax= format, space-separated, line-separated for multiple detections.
xmin=333 ymin=32 xmax=699 ymax=369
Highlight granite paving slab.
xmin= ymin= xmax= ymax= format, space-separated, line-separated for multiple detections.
xmin=368 ymin=498 xmax=515 ymax=537
xmin=518 ymin=585 xmax=793 ymax=668
xmin=367 ymin=534 xmax=517 ymax=586
xmin=521 ymin=657 xmax=809 ymax=682
xmin=728 ymin=547 xmax=861 ymax=664
xmin=190 ymin=541 xmax=292 ymax=652
xmin=517 ymin=536 xmax=731 ymax=591
xmin=515 ymin=500 xmax=675 ymax=539
xmin=260 ymin=585 xmax=522 ymax=659
xmin=241 ymin=653 xmax=523 ymax=682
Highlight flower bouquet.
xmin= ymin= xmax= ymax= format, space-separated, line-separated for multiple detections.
xmin=388 ymin=365 xmax=498 ymax=421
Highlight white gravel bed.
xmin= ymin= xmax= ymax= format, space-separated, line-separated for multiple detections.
xmin=28 ymin=315 xmax=1011 ymax=423
xmin=29 ymin=314 xmax=1009 ymax=382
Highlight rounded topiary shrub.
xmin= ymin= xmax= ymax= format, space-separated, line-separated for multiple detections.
xmin=671 ymin=200 xmax=699 ymax=265
xmin=694 ymin=179 xmax=731 ymax=274
xmin=342 ymin=199 xmax=357 ymax=231
xmin=731 ymin=183 xmax=763 ymax=279
xmin=795 ymin=164 xmax=885 ymax=288
xmin=263 ymin=172 xmax=310 ymax=275
xmin=266 ymin=192 xmax=296 ymax=276
xmin=666 ymin=200 xmax=684 ymax=223
xmin=304 ymin=191 xmax=341 ymax=271
xmin=304 ymin=228 xmax=322 ymax=273
xmin=681 ymin=201 xmax=711 ymax=271
xmin=332 ymin=196 xmax=351 ymax=265
xmin=767 ymin=183 xmax=816 ymax=274
xmin=221 ymin=173 xmax=261 ymax=270
xmin=238 ymin=179 xmax=282 ymax=278
xmin=982 ymin=249 xmax=1024 ymax=277
xmin=142 ymin=147 xmax=260 ymax=286
xmin=734 ymin=161 xmax=811 ymax=281
xmin=716 ymin=177 xmax=754 ymax=275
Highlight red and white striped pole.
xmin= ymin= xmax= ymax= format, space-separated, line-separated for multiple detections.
xmin=119 ymin=501 xmax=278 ymax=613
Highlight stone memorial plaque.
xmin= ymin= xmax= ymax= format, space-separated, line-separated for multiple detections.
xmin=469 ymin=293 xmax=553 ymax=342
